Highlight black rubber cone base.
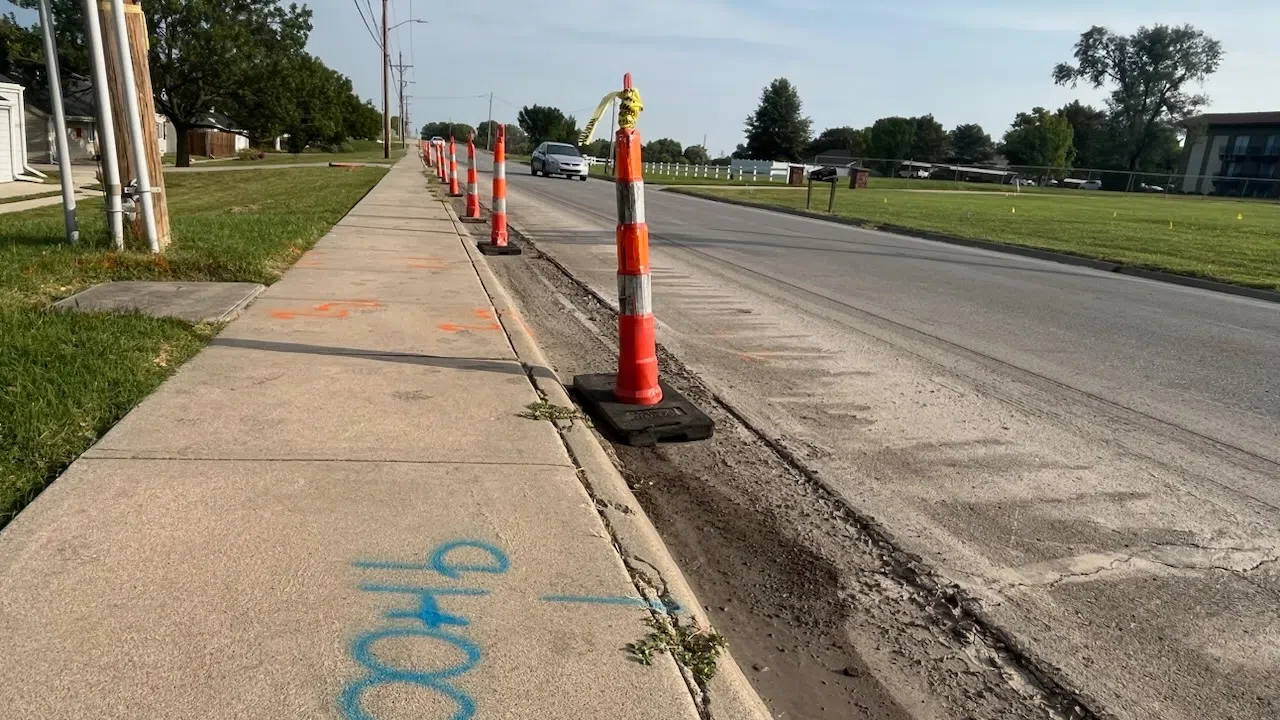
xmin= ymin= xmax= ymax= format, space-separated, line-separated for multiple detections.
xmin=460 ymin=215 xmax=486 ymax=224
xmin=477 ymin=241 xmax=522 ymax=256
xmin=573 ymin=373 xmax=714 ymax=447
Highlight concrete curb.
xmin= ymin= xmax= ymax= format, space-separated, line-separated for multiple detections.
xmin=663 ymin=187 xmax=1280 ymax=305
xmin=443 ymin=198 xmax=773 ymax=720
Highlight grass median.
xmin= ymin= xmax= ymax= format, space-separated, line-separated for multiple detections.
xmin=679 ymin=185 xmax=1280 ymax=291
xmin=0 ymin=165 xmax=386 ymax=527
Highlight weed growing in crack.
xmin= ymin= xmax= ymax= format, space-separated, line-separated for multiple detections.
xmin=627 ymin=617 xmax=728 ymax=685
xmin=519 ymin=400 xmax=591 ymax=425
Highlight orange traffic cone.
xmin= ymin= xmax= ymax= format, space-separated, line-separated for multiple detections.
xmin=478 ymin=126 xmax=520 ymax=256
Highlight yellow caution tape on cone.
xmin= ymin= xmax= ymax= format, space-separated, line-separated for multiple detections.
xmin=578 ymin=91 xmax=622 ymax=146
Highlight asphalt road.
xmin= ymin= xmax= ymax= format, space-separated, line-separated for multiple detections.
xmin=458 ymin=149 xmax=1280 ymax=720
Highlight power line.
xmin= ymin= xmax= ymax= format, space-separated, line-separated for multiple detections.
xmin=351 ymin=0 xmax=380 ymax=49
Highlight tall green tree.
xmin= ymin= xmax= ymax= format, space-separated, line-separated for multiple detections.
xmin=1052 ymin=24 xmax=1222 ymax=170
xmin=909 ymin=114 xmax=950 ymax=162
xmin=683 ymin=144 xmax=710 ymax=165
xmin=1055 ymin=101 xmax=1112 ymax=168
xmin=0 ymin=12 xmax=42 ymax=84
xmin=947 ymin=123 xmax=995 ymax=164
xmin=39 ymin=0 xmax=315 ymax=166
xmin=475 ymin=120 xmax=501 ymax=148
xmin=643 ymin=138 xmax=683 ymax=163
xmin=582 ymin=138 xmax=611 ymax=159
xmin=517 ymin=104 xmax=578 ymax=146
xmin=868 ymin=116 xmax=914 ymax=160
xmin=807 ymin=126 xmax=868 ymax=158
xmin=1000 ymin=107 xmax=1075 ymax=170
xmin=743 ymin=78 xmax=811 ymax=161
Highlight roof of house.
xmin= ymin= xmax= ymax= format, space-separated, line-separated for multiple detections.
xmin=1191 ymin=111 xmax=1280 ymax=127
xmin=0 ymin=72 xmax=20 ymax=86
xmin=26 ymin=75 xmax=97 ymax=119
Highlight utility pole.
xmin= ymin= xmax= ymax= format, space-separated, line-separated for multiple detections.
xmin=391 ymin=51 xmax=413 ymax=150
xmin=381 ymin=0 xmax=390 ymax=159
xmin=99 ymin=0 xmax=170 ymax=249
xmin=486 ymin=92 xmax=494 ymax=150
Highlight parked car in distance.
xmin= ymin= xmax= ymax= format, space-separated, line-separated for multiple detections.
xmin=1139 ymin=183 xmax=1165 ymax=192
xmin=1012 ymin=177 xmax=1037 ymax=187
xmin=1079 ymin=180 xmax=1103 ymax=190
xmin=531 ymin=142 xmax=589 ymax=180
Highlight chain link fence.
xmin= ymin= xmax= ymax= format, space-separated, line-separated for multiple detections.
xmin=809 ymin=155 xmax=1280 ymax=200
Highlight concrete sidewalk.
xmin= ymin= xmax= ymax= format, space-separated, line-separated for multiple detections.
xmin=0 ymin=156 xmax=767 ymax=719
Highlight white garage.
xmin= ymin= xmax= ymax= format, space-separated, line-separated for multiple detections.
xmin=0 ymin=73 xmax=28 ymax=183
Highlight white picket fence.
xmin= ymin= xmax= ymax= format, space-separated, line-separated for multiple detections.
xmin=580 ymin=155 xmax=786 ymax=183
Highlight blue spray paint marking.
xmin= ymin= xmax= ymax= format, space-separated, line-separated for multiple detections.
xmin=540 ymin=594 xmax=682 ymax=613
xmin=342 ymin=540 xmax=511 ymax=720
xmin=340 ymin=627 xmax=481 ymax=720
xmin=360 ymin=585 xmax=489 ymax=629
xmin=352 ymin=540 xmax=510 ymax=577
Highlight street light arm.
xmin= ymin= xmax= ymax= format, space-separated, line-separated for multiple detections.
xmin=389 ymin=18 xmax=428 ymax=30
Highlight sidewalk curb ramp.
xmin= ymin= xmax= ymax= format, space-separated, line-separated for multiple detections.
xmin=444 ymin=197 xmax=773 ymax=720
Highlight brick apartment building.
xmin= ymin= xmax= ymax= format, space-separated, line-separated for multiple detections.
xmin=1179 ymin=111 xmax=1280 ymax=197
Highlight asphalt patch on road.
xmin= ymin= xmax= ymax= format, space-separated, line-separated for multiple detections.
xmin=458 ymin=195 xmax=1097 ymax=720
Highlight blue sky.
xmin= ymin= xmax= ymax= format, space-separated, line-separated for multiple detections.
xmin=9 ymin=1 xmax=1278 ymax=155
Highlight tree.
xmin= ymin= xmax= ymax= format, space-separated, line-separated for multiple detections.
xmin=909 ymin=115 xmax=949 ymax=162
xmin=418 ymin=121 xmax=475 ymax=142
xmin=683 ymin=144 xmax=710 ymax=165
xmin=1000 ymin=107 xmax=1075 ymax=170
xmin=643 ymin=138 xmax=683 ymax=163
xmin=807 ymin=126 xmax=868 ymax=158
xmin=743 ymin=78 xmax=811 ymax=161
xmin=517 ymin=104 xmax=578 ymax=146
xmin=867 ymin=116 xmax=914 ymax=160
xmin=948 ymin=124 xmax=995 ymax=165
xmin=582 ymin=138 xmax=611 ymax=159
xmin=0 ymin=13 xmax=42 ymax=85
xmin=139 ymin=1 xmax=314 ymax=166
xmin=503 ymin=124 xmax=531 ymax=154
xmin=346 ymin=100 xmax=383 ymax=142
xmin=1055 ymin=101 xmax=1112 ymax=168
xmin=475 ymin=120 xmax=500 ymax=148
xmin=1052 ymin=24 xmax=1223 ymax=170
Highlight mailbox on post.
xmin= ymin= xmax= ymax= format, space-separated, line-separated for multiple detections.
xmin=806 ymin=166 xmax=840 ymax=213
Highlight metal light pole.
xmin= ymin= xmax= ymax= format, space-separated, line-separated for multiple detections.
xmin=82 ymin=0 xmax=122 ymax=249
xmin=37 ymin=0 xmax=78 ymax=244
xmin=383 ymin=17 xmax=427 ymax=159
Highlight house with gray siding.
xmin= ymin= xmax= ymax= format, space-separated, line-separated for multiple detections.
xmin=1179 ymin=111 xmax=1280 ymax=197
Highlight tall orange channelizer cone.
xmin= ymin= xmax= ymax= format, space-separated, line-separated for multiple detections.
xmin=478 ymin=125 xmax=521 ymax=255
xmin=428 ymin=140 xmax=436 ymax=168
xmin=572 ymin=73 xmax=713 ymax=446
xmin=437 ymin=141 xmax=446 ymax=180
xmin=463 ymin=133 xmax=482 ymax=220
xmin=448 ymin=137 xmax=462 ymax=197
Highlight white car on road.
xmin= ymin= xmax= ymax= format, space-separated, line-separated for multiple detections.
xmin=531 ymin=142 xmax=589 ymax=181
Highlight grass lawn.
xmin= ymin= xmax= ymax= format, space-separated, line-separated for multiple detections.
xmin=0 ymin=190 xmax=63 ymax=205
xmin=682 ymin=185 xmax=1280 ymax=291
xmin=0 ymin=165 xmax=386 ymax=527
xmin=240 ymin=139 xmax=406 ymax=166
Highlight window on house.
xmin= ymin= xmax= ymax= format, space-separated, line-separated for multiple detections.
xmin=1233 ymin=135 xmax=1250 ymax=155
xmin=1265 ymin=135 xmax=1280 ymax=155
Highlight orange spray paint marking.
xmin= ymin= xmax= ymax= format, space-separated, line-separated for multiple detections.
xmin=271 ymin=299 xmax=383 ymax=320
xmin=438 ymin=322 xmax=502 ymax=333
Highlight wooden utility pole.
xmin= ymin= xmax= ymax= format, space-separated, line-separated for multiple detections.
xmin=99 ymin=0 xmax=170 ymax=249
xmin=382 ymin=0 xmax=391 ymax=159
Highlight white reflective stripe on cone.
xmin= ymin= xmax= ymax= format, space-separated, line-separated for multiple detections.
xmin=616 ymin=180 xmax=646 ymax=225
xmin=494 ymin=197 xmax=507 ymax=214
xmin=494 ymin=163 xmax=506 ymax=180
xmin=617 ymin=273 xmax=652 ymax=316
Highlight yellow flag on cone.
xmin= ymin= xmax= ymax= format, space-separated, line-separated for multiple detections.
xmin=1238 ymin=212 xmax=1244 ymax=220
